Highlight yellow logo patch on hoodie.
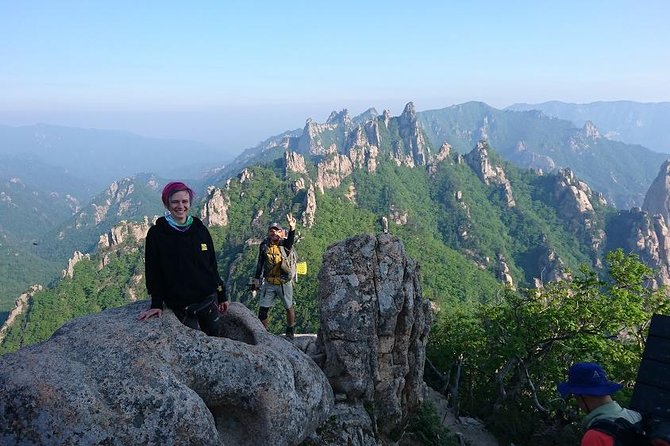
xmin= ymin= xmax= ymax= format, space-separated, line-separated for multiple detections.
xmin=201 ymin=244 xmax=208 ymax=251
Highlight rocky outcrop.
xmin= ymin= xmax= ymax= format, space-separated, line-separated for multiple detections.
xmin=435 ymin=141 xmax=452 ymax=163
xmin=511 ymin=140 xmax=555 ymax=173
xmin=294 ymin=103 xmax=438 ymax=194
xmin=548 ymin=168 xmax=609 ymax=266
xmin=465 ymin=141 xmax=516 ymax=207
xmin=97 ymin=218 xmax=153 ymax=270
xmin=98 ymin=217 xmax=153 ymax=249
xmin=315 ymin=154 xmax=354 ymax=193
xmin=239 ymin=168 xmax=253 ymax=184
xmin=344 ymin=183 xmax=357 ymax=203
xmin=284 ymin=151 xmax=308 ymax=175
xmin=298 ymin=112 xmax=350 ymax=156
xmin=388 ymin=205 xmax=408 ymax=226
xmin=640 ymin=214 xmax=670 ymax=287
xmin=643 ymin=160 xmax=670 ymax=224
xmin=497 ymin=253 xmax=515 ymax=289
xmin=0 ymin=302 xmax=333 ymax=446
xmin=0 ymin=233 xmax=433 ymax=445
xmin=348 ymin=124 xmax=380 ymax=173
xmin=533 ymin=247 xmax=571 ymax=287
xmin=554 ymin=168 xmax=594 ymax=214
xmin=612 ymin=208 xmax=670 ymax=288
xmin=396 ymin=102 xmax=431 ymax=167
xmin=302 ymin=184 xmax=317 ymax=228
xmin=312 ymin=234 xmax=432 ymax=443
xmin=630 ymin=161 xmax=670 ymax=286
xmin=200 ymin=186 xmax=230 ymax=227
xmin=582 ymin=120 xmax=601 ymax=139
xmin=79 ymin=178 xmax=137 ymax=226
xmin=0 ymin=285 xmax=42 ymax=344
xmin=62 ymin=250 xmax=90 ymax=278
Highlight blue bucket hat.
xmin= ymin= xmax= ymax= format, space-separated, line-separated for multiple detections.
xmin=557 ymin=362 xmax=623 ymax=398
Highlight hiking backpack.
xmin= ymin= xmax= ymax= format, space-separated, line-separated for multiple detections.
xmin=590 ymin=418 xmax=650 ymax=446
xmin=279 ymin=245 xmax=298 ymax=283
xmin=261 ymin=239 xmax=298 ymax=284
xmin=626 ymin=313 xmax=670 ymax=446
xmin=590 ymin=417 xmax=670 ymax=446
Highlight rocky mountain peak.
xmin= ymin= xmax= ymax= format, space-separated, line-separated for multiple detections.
xmin=400 ymin=101 xmax=417 ymax=121
xmin=642 ymin=160 xmax=670 ymax=223
xmin=326 ymin=109 xmax=351 ymax=128
xmin=554 ymin=168 xmax=594 ymax=214
xmin=464 ymin=141 xmax=516 ymax=207
xmin=382 ymin=110 xmax=391 ymax=127
xmin=200 ymin=186 xmax=230 ymax=227
xmin=97 ymin=217 xmax=152 ymax=250
xmin=61 ymin=251 xmax=91 ymax=279
xmin=353 ymin=107 xmax=379 ymax=124
xmin=299 ymin=119 xmax=340 ymax=156
xmin=284 ymin=150 xmax=308 ymax=175
xmin=396 ymin=101 xmax=430 ymax=167
xmin=582 ymin=120 xmax=601 ymax=139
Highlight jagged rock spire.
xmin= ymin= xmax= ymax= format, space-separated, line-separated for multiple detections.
xmin=643 ymin=160 xmax=670 ymax=223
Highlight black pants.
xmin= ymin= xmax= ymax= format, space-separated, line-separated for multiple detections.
xmin=173 ymin=294 xmax=220 ymax=336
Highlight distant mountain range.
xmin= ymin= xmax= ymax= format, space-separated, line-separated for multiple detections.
xmin=0 ymin=124 xmax=229 ymax=192
xmin=506 ymin=100 xmax=670 ymax=153
xmin=1 ymin=100 xmax=669 ymax=324
xmin=417 ymin=101 xmax=667 ymax=208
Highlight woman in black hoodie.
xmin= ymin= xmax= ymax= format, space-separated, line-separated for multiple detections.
xmin=138 ymin=181 xmax=229 ymax=335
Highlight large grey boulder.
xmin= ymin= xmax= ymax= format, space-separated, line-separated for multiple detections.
xmin=312 ymin=233 xmax=432 ymax=444
xmin=0 ymin=302 xmax=333 ymax=446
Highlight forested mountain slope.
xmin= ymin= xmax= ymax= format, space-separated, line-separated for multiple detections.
xmin=507 ymin=100 xmax=670 ymax=153
xmin=0 ymin=104 xmax=633 ymax=351
xmin=417 ymin=101 xmax=668 ymax=208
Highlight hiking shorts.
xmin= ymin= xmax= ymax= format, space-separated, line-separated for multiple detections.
xmin=259 ymin=281 xmax=293 ymax=309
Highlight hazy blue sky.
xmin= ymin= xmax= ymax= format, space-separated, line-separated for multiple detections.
xmin=1 ymin=1 xmax=669 ymax=154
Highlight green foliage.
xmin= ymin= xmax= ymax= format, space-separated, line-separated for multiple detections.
xmin=428 ymin=250 xmax=669 ymax=445
xmin=0 ymin=245 xmax=60 ymax=314
xmin=0 ymin=247 xmax=145 ymax=354
xmin=405 ymin=402 xmax=461 ymax=446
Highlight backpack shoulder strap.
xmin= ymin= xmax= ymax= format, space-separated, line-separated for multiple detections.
xmin=590 ymin=418 xmax=648 ymax=446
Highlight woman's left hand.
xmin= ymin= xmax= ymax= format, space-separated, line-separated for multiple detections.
xmin=138 ymin=308 xmax=162 ymax=320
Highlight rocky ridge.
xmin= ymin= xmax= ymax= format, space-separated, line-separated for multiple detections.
xmin=0 ymin=234 xmax=432 ymax=446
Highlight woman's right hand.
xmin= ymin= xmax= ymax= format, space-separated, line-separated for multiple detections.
xmin=138 ymin=308 xmax=162 ymax=320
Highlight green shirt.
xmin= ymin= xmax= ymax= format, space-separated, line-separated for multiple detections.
xmin=582 ymin=401 xmax=642 ymax=429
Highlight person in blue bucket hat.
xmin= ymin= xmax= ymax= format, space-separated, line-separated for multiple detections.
xmin=558 ymin=362 xmax=642 ymax=446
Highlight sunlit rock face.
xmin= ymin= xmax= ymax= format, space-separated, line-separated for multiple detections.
xmin=0 ymin=302 xmax=333 ymax=446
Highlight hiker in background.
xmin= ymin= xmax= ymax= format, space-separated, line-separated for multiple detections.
xmin=250 ymin=214 xmax=297 ymax=339
xmin=557 ymin=362 xmax=642 ymax=446
xmin=138 ymin=181 xmax=229 ymax=335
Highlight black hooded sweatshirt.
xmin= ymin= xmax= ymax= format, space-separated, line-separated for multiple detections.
xmin=145 ymin=216 xmax=226 ymax=310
